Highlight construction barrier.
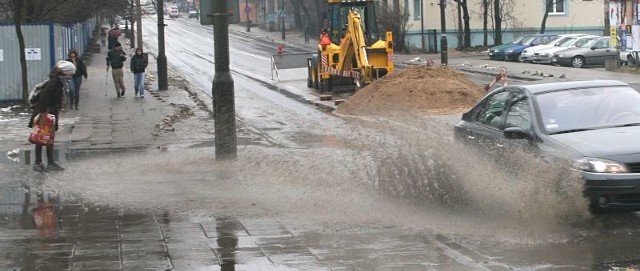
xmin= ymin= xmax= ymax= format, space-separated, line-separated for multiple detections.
xmin=271 ymin=52 xmax=313 ymax=81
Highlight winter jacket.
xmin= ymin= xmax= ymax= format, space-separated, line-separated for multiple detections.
xmin=66 ymin=57 xmax=88 ymax=78
xmin=130 ymin=53 xmax=148 ymax=74
xmin=28 ymin=76 xmax=66 ymax=131
xmin=106 ymin=49 xmax=127 ymax=69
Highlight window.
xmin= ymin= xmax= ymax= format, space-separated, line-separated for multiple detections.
xmin=546 ymin=0 xmax=565 ymax=14
xmin=414 ymin=0 xmax=421 ymax=20
xmin=594 ymin=38 xmax=610 ymax=49
xmin=505 ymin=92 xmax=532 ymax=131
xmin=477 ymin=91 xmax=510 ymax=128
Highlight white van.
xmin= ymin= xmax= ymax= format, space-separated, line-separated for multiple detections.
xmin=169 ymin=6 xmax=179 ymax=18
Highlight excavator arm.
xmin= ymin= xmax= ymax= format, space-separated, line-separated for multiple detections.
xmin=337 ymin=8 xmax=374 ymax=83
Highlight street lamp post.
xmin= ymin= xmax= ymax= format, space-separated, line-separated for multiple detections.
xmin=136 ymin=0 xmax=143 ymax=50
xmin=439 ymin=0 xmax=448 ymax=65
xmin=245 ymin=0 xmax=251 ymax=32
xmin=281 ymin=0 xmax=285 ymax=40
xmin=157 ymin=0 xmax=168 ymax=90
xmin=212 ymin=0 xmax=238 ymax=160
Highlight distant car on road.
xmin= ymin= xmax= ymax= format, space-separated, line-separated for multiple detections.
xmin=551 ymin=36 xmax=618 ymax=68
xmin=188 ymin=10 xmax=198 ymax=18
xmin=454 ymin=80 xmax=640 ymax=212
xmin=169 ymin=6 xmax=179 ymax=18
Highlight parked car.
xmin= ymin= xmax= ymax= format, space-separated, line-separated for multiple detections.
xmin=532 ymin=35 xmax=599 ymax=64
xmin=521 ymin=34 xmax=586 ymax=62
xmin=551 ymin=37 xmax=618 ymax=68
xmin=488 ymin=37 xmax=525 ymax=60
xmin=454 ymin=80 xmax=640 ymax=212
xmin=620 ymin=50 xmax=637 ymax=66
xmin=504 ymin=34 xmax=558 ymax=62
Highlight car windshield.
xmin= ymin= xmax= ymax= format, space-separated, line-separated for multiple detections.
xmin=550 ymin=36 xmax=570 ymax=46
xmin=510 ymin=37 xmax=525 ymax=44
xmin=574 ymin=37 xmax=595 ymax=47
xmin=558 ymin=37 xmax=577 ymax=47
xmin=536 ymin=86 xmax=640 ymax=134
xmin=520 ymin=37 xmax=536 ymax=45
xmin=578 ymin=38 xmax=598 ymax=48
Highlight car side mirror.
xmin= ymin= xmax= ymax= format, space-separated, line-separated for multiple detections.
xmin=590 ymin=46 xmax=597 ymax=50
xmin=503 ymin=127 xmax=533 ymax=140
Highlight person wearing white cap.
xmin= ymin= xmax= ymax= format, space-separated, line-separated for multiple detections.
xmin=28 ymin=60 xmax=76 ymax=172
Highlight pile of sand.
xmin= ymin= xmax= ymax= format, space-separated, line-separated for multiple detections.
xmin=336 ymin=65 xmax=485 ymax=116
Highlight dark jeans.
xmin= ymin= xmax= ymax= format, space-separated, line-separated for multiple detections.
xmin=69 ymin=76 xmax=83 ymax=108
xmin=34 ymin=144 xmax=54 ymax=165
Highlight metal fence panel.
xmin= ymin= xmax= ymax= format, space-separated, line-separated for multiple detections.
xmin=0 ymin=24 xmax=54 ymax=102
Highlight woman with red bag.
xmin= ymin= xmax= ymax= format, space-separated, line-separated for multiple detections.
xmin=28 ymin=60 xmax=76 ymax=172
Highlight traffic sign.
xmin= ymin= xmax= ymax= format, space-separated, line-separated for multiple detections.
xmin=278 ymin=10 xmax=287 ymax=18
xmin=244 ymin=6 xmax=251 ymax=15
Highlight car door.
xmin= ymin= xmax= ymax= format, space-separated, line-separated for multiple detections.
xmin=590 ymin=37 xmax=613 ymax=65
xmin=457 ymin=89 xmax=511 ymax=151
xmin=501 ymin=89 xmax=536 ymax=153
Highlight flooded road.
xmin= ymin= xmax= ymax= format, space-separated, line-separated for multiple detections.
xmin=3 ymin=16 xmax=640 ymax=270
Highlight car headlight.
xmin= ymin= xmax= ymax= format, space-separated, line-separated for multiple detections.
xmin=572 ymin=158 xmax=629 ymax=173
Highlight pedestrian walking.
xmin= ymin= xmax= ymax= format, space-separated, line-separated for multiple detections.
xmin=130 ymin=48 xmax=148 ymax=98
xmin=106 ymin=41 xmax=127 ymax=97
xmin=304 ymin=25 xmax=310 ymax=44
xmin=107 ymin=26 xmax=121 ymax=50
xmin=28 ymin=60 xmax=76 ymax=172
xmin=66 ymin=49 xmax=88 ymax=110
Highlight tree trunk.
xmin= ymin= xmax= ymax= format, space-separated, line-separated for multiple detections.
xmin=540 ymin=0 xmax=553 ymax=34
xmin=457 ymin=2 xmax=462 ymax=49
xmin=13 ymin=0 xmax=29 ymax=107
xmin=290 ymin=0 xmax=302 ymax=30
xmin=462 ymin=0 xmax=471 ymax=48
xmin=483 ymin=0 xmax=487 ymax=47
xmin=314 ymin=0 xmax=325 ymax=33
xmin=604 ymin=0 xmax=610 ymax=36
xmin=493 ymin=0 xmax=502 ymax=45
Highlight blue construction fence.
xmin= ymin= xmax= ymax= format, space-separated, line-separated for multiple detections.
xmin=0 ymin=18 xmax=98 ymax=102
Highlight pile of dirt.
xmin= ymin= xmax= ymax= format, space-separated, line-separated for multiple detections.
xmin=336 ymin=65 xmax=485 ymax=116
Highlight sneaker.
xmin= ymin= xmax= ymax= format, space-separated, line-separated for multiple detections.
xmin=140 ymin=95 xmax=144 ymax=98
xmin=75 ymin=106 xmax=79 ymax=110
xmin=33 ymin=163 xmax=46 ymax=172
xmin=47 ymin=162 xmax=65 ymax=171
xmin=121 ymin=90 xmax=126 ymax=97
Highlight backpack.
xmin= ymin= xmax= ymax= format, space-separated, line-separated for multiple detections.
xmin=29 ymin=80 xmax=48 ymax=108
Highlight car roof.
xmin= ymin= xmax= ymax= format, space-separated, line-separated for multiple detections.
xmin=514 ymin=80 xmax=630 ymax=95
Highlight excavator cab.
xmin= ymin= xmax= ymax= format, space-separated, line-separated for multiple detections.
xmin=327 ymin=1 xmax=380 ymax=45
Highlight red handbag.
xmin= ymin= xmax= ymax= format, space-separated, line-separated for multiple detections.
xmin=29 ymin=113 xmax=55 ymax=145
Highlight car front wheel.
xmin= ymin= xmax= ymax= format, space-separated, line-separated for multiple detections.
xmin=571 ymin=56 xmax=585 ymax=68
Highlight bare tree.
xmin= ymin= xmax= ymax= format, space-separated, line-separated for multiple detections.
xmin=453 ymin=0 xmax=471 ymax=49
xmin=483 ymin=0 xmax=488 ymax=47
xmin=376 ymin=1 xmax=410 ymax=53
xmin=1 ymin=0 xmax=30 ymax=106
xmin=494 ymin=0 xmax=502 ymax=45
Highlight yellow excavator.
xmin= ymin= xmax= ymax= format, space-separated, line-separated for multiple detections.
xmin=307 ymin=0 xmax=395 ymax=92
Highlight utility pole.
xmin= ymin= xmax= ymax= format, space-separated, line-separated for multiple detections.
xmin=420 ymin=0 xmax=425 ymax=50
xmin=439 ymin=0 xmax=448 ymax=65
xmin=280 ymin=0 xmax=285 ymax=40
xmin=157 ymin=0 xmax=168 ymax=90
xmin=212 ymin=0 xmax=238 ymax=160
xmin=136 ymin=0 xmax=143 ymax=50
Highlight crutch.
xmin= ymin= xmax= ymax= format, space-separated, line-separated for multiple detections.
xmin=105 ymin=68 xmax=109 ymax=96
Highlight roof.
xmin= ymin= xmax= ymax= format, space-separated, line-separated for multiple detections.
xmin=518 ymin=80 xmax=630 ymax=94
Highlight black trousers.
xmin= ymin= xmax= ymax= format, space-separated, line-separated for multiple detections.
xmin=34 ymin=144 xmax=54 ymax=164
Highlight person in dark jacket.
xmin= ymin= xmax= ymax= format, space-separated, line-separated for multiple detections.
xmin=28 ymin=60 xmax=76 ymax=172
xmin=107 ymin=26 xmax=121 ymax=50
xmin=106 ymin=41 xmax=127 ymax=97
xmin=66 ymin=49 xmax=88 ymax=110
xmin=130 ymin=48 xmax=148 ymax=98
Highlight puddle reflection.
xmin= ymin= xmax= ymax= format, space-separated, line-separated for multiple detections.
xmin=0 ymin=183 xmax=61 ymax=239
xmin=217 ymin=217 xmax=238 ymax=271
